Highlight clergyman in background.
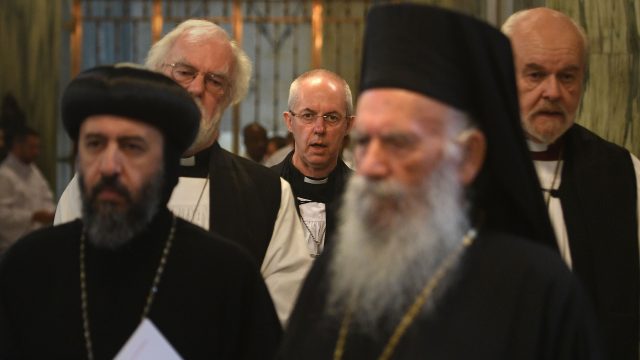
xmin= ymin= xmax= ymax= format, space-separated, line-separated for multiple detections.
xmin=272 ymin=69 xmax=354 ymax=257
xmin=503 ymin=8 xmax=639 ymax=359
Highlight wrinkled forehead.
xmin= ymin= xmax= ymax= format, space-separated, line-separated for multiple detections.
xmin=79 ymin=114 xmax=165 ymax=146
xmin=355 ymin=88 xmax=466 ymax=135
xmin=167 ymin=33 xmax=234 ymax=73
xmin=295 ymin=77 xmax=348 ymax=108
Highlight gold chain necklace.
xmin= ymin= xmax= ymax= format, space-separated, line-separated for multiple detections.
xmin=333 ymin=229 xmax=477 ymax=360
xmin=80 ymin=214 xmax=177 ymax=360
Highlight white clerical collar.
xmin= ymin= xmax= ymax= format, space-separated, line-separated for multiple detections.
xmin=526 ymin=139 xmax=549 ymax=152
xmin=180 ymin=156 xmax=196 ymax=166
xmin=304 ymin=176 xmax=328 ymax=185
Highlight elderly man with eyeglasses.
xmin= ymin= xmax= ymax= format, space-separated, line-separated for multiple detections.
xmin=54 ymin=20 xmax=312 ymax=327
xmin=271 ymin=70 xmax=355 ymax=258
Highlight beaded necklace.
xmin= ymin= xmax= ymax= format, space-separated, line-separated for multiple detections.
xmin=79 ymin=215 xmax=177 ymax=360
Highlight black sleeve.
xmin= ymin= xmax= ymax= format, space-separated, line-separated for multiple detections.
xmin=0 ymin=251 xmax=21 ymax=358
xmin=233 ymin=258 xmax=283 ymax=360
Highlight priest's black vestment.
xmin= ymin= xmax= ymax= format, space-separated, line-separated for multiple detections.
xmin=0 ymin=208 xmax=282 ymax=359
xmin=279 ymin=231 xmax=603 ymax=359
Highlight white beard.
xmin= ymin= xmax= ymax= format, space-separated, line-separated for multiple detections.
xmin=328 ymin=155 xmax=470 ymax=331
xmin=184 ymin=98 xmax=224 ymax=156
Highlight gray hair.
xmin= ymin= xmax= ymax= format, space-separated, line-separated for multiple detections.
xmin=288 ymin=69 xmax=353 ymax=116
xmin=145 ymin=19 xmax=252 ymax=106
xmin=501 ymin=8 xmax=589 ymax=69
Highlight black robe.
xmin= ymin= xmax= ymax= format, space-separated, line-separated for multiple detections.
xmin=180 ymin=142 xmax=281 ymax=264
xmin=271 ymin=151 xmax=352 ymax=247
xmin=557 ymin=124 xmax=639 ymax=360
xmin=0 ymin=208 xmax=282 ymax=359
xmin=279 ymin=231 xmax=603 ymax=359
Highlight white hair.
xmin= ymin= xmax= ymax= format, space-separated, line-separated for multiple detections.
xmin=327 ymin=116 xmax=474 ymax=331
xmin=145 ymin=19 xmax=252 ymax=106
xmin=288 ymin=69 xmax=353 ymax=116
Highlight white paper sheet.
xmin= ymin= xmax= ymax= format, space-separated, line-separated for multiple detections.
xmin=114 ymin=318 xmax=183 ymax=360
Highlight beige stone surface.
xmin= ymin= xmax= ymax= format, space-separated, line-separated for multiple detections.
xmin=547 ymin=0 xmax=640 ymax=156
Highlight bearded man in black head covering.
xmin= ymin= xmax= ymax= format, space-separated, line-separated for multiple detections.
xmin=279 ymin=4 xmax=603 ymax=359
xmin=0 ymin=65 xmax=281 ymax=359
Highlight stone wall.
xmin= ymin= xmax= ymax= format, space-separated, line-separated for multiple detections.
xmin=546 ymin=0 xmax=639 ymax=156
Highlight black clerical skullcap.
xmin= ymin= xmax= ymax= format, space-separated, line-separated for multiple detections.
xmin=361 ymin=4 xmax=516 ymax=118
xmin=360 ymin=4 xmax=556 ymax=248
xmin=61 ymin=64 xmax=200 ymax=155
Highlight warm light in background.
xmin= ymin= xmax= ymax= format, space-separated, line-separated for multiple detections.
xmin=70 ymin=0 xmax=83 ymax=77
xmin=311 ymin=0 xmax=323 ymax=69
xmin=151 ymin=0 xmax=163 ymax=44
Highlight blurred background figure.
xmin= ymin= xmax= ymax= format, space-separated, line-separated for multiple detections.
xmin=0 ymin=94 xmax=28 ymax=163
xmin=340 ymin=134 xmax=354 ymax=169
xmin=243 ymin=122 xmax=268 ymax=163
xmin=0 ymin=128 xmax=6 ymax=163
xmin=264 ymin=132 xmax=294 ymax=167
xmin=265 ymin=135 xmax=288 ymax=163
xmin=0 ymin=126 xmax=55 ymax=255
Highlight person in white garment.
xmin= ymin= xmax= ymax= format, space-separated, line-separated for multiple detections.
xmin=54 ymin=20 xmax=311 ymax=326
xmin=0 ymin=126 xmax=55 ymax=254
xmin=271 ymin=69 xmax=354 ymax=257
xmin=503 ymin=8 xmax=640 ymax=360
xmin=263 ymin=133 xmax=293 ymax=167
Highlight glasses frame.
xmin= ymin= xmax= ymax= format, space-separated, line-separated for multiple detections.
xmin=288 ymin=110 xmax=350 ymax=126
xmin=164 ymin=62 xmax=229 ymax=96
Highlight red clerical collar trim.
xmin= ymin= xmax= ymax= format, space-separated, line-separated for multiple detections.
xmin=529 ymin=138 xmax=564 ymax=161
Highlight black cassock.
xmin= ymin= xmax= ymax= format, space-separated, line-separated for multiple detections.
xmin=279 ymin=231 xmax=604 ymax=360
xmin=0 ymin=208 xmax=282 ymax=359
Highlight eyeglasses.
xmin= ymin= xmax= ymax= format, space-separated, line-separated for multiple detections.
xmin=288 ymin=110 xmax=347 ymax=126
xmin=164 ymin=62 xmax=229 ymax=95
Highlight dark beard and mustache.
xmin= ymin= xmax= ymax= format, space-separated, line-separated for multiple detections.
xmin=79 ymin=168 xmax=164 ymax=250
xmin=328 ymin=153 xmax=470 ymax=332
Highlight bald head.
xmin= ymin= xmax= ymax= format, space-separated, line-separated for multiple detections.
xmin=285 ymin=69 xmax=354 ymax=178
xmin=288 ymin=69 xmax=353 ymax=117
xmin=502 ymin=7 xmax=588 ymax=68
xmin=502 ymin=8 xmax=588 ymax=144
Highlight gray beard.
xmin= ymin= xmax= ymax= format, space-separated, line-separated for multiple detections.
xmin=79 ymin=169 xmax=164 ymax=250
xmin=328 ymin=158 xmax=469 ymax=331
